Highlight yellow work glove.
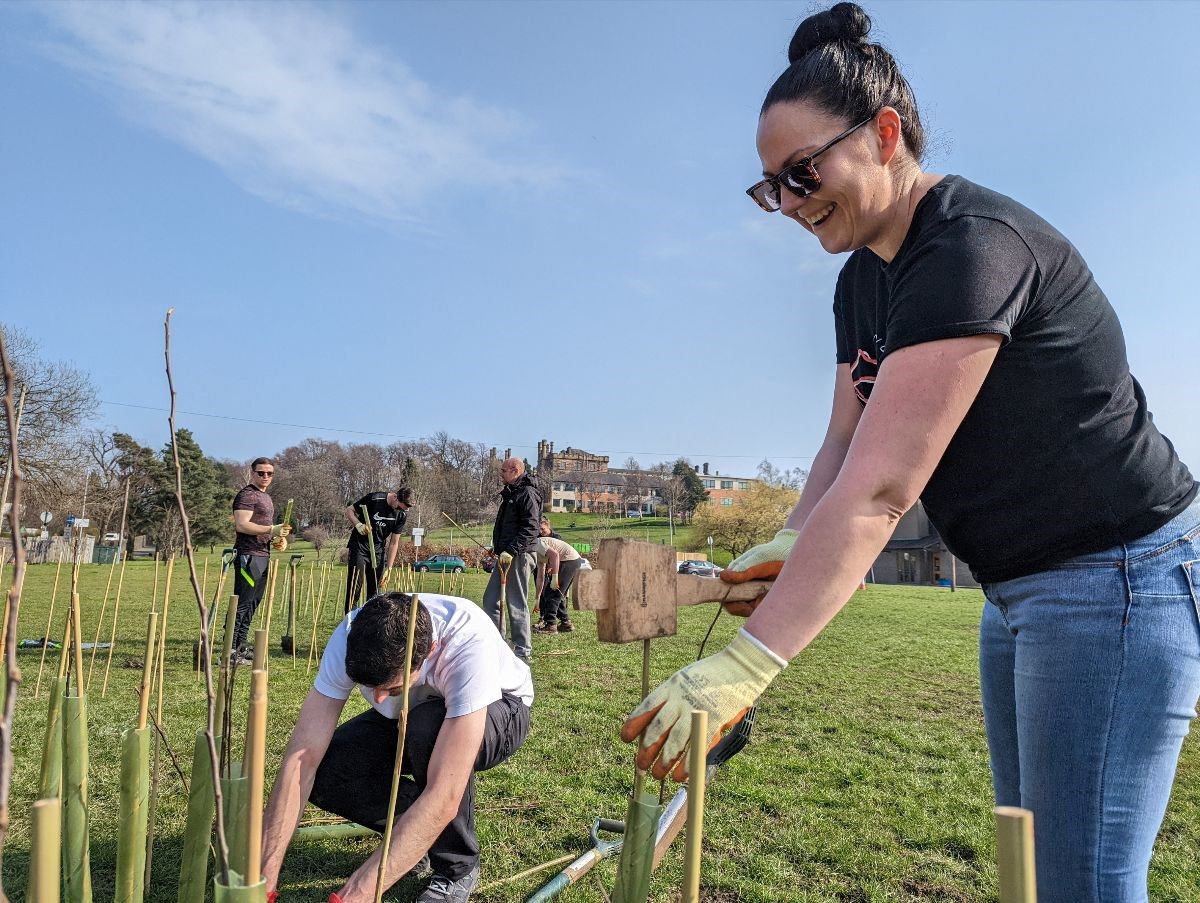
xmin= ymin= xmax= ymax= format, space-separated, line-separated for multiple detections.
xmin=621 ymin=628 xmax=786 ymax=780
xmin=271 ymin=536 xmax=288 ymax=553
xmin=379 ymin=568 xmax=391 ymax=590
xmin=355 ymin=522 xmax=370 ymax=536
xmin=720 ymin=528 xmax=799 ymax=584
xmin=270 ymin=523 xmax=291 ymax=538
xmin=498 ymin=551 xmax=514 ymax=569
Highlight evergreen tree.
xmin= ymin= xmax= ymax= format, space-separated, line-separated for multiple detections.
xmin=672 ymin=458 xmax=709 ymax=520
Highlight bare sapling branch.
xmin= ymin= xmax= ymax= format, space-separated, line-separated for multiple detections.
xmin=164 ymin=309 xmax=231 ymax=883
xmin=0 ymin=330 xmax=28 ymax=902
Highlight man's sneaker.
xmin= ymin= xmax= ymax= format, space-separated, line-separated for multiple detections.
xmin=558 ymin=620 xmax=575 ymax=633
xmin=415 ymin=864 xmax=480 ymax=902
xmin=533 ymin=622 xmax=558 ymax=634
xmin=406 ymin=853 xmax=431 ymax=879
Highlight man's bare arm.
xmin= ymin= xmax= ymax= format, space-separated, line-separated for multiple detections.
xmin=261 ymin=689 xmax=346 ymax=892
xmin=336 ymin=708 xmax=487 ymax=903
xmin=234 ymin=509 xmax=274 ymax=536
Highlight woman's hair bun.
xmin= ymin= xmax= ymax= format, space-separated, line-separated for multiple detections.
xmin=787 ymin=2 xmax=872 ymax=64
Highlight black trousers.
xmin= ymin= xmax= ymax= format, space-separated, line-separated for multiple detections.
xmin=232 ymin=553 xmax=270 ymax=650
xmin=309 ymin=694 xmax=531 ymax=880
xmin=538 ymin=557 xmax=583 ymax=625
xmin=344 ymin=550 xmax=385 ymax=614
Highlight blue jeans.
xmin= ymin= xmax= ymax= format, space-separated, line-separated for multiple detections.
xmin=980 ymin=500 xmax=1200 ymax=902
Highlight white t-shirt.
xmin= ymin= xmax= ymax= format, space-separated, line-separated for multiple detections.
xmin=314 ymin=594 xmax=534 ymax=719
xmin=535 ymin=536 xmax=581 ymax=562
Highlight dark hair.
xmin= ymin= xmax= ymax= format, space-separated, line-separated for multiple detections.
xmin=251 ymin=457 xmax=274 ymax=469
xmin=344 ymin=592 xmax=434 ymax=687
xmin=762 ymin=3 xmax=925 ymax=163
xmin=395 ymin=487 xmax=413 ymax=507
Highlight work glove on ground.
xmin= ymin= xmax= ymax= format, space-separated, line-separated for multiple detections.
xmin=720 ymin=528 xmax=799 ymax=584
xmin=498 ymin=551 xmax=514 ymax=569
xmin=354 ymin=522 xmax=370 ymax=536
xmin=271 ymin=536 xmax=288 ymax=553
xmin=621 ymin=628 xmax=786 ymax=780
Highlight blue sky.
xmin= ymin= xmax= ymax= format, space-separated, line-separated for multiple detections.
xmin=2 ymin=1 xmax=1198 ymax=479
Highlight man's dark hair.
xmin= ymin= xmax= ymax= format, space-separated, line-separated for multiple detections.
xmin=395 ymin=486 xmax=414 ymax=507
xmin=345 ymin=592 xmax=434 ymax=687
xmin=251 ymin=457 xmax=274 ymax=469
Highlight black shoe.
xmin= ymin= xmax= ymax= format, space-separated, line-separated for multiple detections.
xmin=407 ymin=853 xmax=431 ymax=879
xmin=415 ymin=864 xmax=480 ymax=902
xmin=533 ymin=622 xmax=558 ymax=634
xmin=558 ymin=620 xmax=575 ymax=632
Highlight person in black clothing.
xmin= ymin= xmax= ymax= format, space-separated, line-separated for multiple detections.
xmin=624 ymin=6 xmax=1199 ymax=903
xmin=231 ymin=457 xmax=291 ymax=660
xmin=481 ymin=458 xmax=541 ymax=661
xmin=344 ymin=487 xmax=413 ymax=613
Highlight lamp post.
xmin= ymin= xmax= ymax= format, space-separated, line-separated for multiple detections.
xmin=707 ymin=535 xmax=714 ymax=565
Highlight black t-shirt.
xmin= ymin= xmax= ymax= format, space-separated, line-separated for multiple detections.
xmin=232 ymin=486 xmax=274 ymax=557
xmin=834 ymin=175 xmax=1195 ymax=583
xmin=347 ymin=492 xmax=407 ymax=559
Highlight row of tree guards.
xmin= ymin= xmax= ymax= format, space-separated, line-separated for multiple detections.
xmin=27 ymin=578 xmax=274 ymax=901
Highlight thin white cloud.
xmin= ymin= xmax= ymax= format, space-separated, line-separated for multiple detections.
xmin=36 ymin=1 xmax=566 ymax=223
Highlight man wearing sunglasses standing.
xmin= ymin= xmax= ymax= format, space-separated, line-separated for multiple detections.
xmin=231 ymin=457 xmax=291 ymax=662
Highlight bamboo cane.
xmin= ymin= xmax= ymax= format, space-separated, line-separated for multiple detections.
xmin=100 ymin=511 xmax=134 ymax=698
xmin=29 ymin=797 xmax=61 ymax=903
xmin=86 ymin=479 xmax=130 ymax=688
xmin=995 ymin=806 xmax=1037 ymax=903
xmin=62 ymin=687 xmax=92 ymax=903
xmin=143 ymin=558 xmax=176 ymax=892
xmin=373 ymin=593 xmax=421 ymax=903
xmin=33 ymin=543 xmax=65 ymax=698
xmin=214 ymin=595 xmax=239 ymax=770
xmin=115 ymin=616 xmax=155 ymax=903
xmin=261 ymin=559 xmax=280 ymax=641
xmin=243 ymin=661 xmax=268 ymax=884
xmin=681 ymin=710 xmax=709 ymax=903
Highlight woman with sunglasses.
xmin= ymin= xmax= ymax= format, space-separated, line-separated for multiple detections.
xmin=623 ymin=4 xmax=1198 ymax=901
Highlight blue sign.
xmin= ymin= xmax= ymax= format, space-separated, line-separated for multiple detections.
xmin=66 ymin=515 xmax=76 ymax=527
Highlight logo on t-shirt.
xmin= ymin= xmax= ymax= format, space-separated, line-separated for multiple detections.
xmin=851 ymin=348 xmax=879 ymax=404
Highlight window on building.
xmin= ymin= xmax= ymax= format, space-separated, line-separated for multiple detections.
xmin=552 ymin=498 xmax=561 ymax=507
xmin=720 ymin=480 xmax=733 ymax=490
xmin=736 ymin=481 xmax=749 ymax=490
xmin=721 ymin=498 xmax=733 ymax=506
xmin=703 ymin=479 xmax=715 ymax=488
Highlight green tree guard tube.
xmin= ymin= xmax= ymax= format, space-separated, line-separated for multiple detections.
xmin=115 ymin=726 xmax=151 ymax=903
xmin=62 ymin=692 xmax=93 ymax=903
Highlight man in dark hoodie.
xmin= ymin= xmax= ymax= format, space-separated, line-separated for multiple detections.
xmin=481 ymin=457 xmax=541 ymax=662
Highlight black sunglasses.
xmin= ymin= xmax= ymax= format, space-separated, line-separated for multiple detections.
xmin=255 ymin=470 xmax=274 ymax=477
xmin=746 ymin=116 xmax=874 ymax=212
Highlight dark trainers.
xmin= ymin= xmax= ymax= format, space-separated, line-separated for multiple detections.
xmin=415 ymin=864 xmax=480 ymax=902
xmin=533 ymin=622 xmax=558 ymax=634
xmin=558 ymin=620 xmax=575 ymax=632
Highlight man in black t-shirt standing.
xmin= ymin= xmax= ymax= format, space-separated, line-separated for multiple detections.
xmin=344 ymin=487 xmax=413 ymax=613
xmin=232 ymin=457 xmax=291 ymax=661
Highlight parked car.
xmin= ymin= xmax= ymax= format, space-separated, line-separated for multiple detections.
xmin=414 ymin=554 xmax=466 ymax=573
xmin=677 ymin=560 xmax=723 ymax=578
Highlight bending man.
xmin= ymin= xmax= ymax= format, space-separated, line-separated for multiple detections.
xmin=344 ymin=487 xmax=412 ymax=613
xmin=262 ymin=591 xmax=533 ymax=903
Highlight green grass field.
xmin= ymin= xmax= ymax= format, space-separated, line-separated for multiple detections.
xmin=3 ymin=548 xmax=1198 ymax=902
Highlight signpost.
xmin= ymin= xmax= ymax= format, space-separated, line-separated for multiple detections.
xmin=411 ymin=527 xmax=425 ymax=549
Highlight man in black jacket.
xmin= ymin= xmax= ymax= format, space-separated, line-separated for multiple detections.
xmin=482 ymin=457 xmax=541 ymax=661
